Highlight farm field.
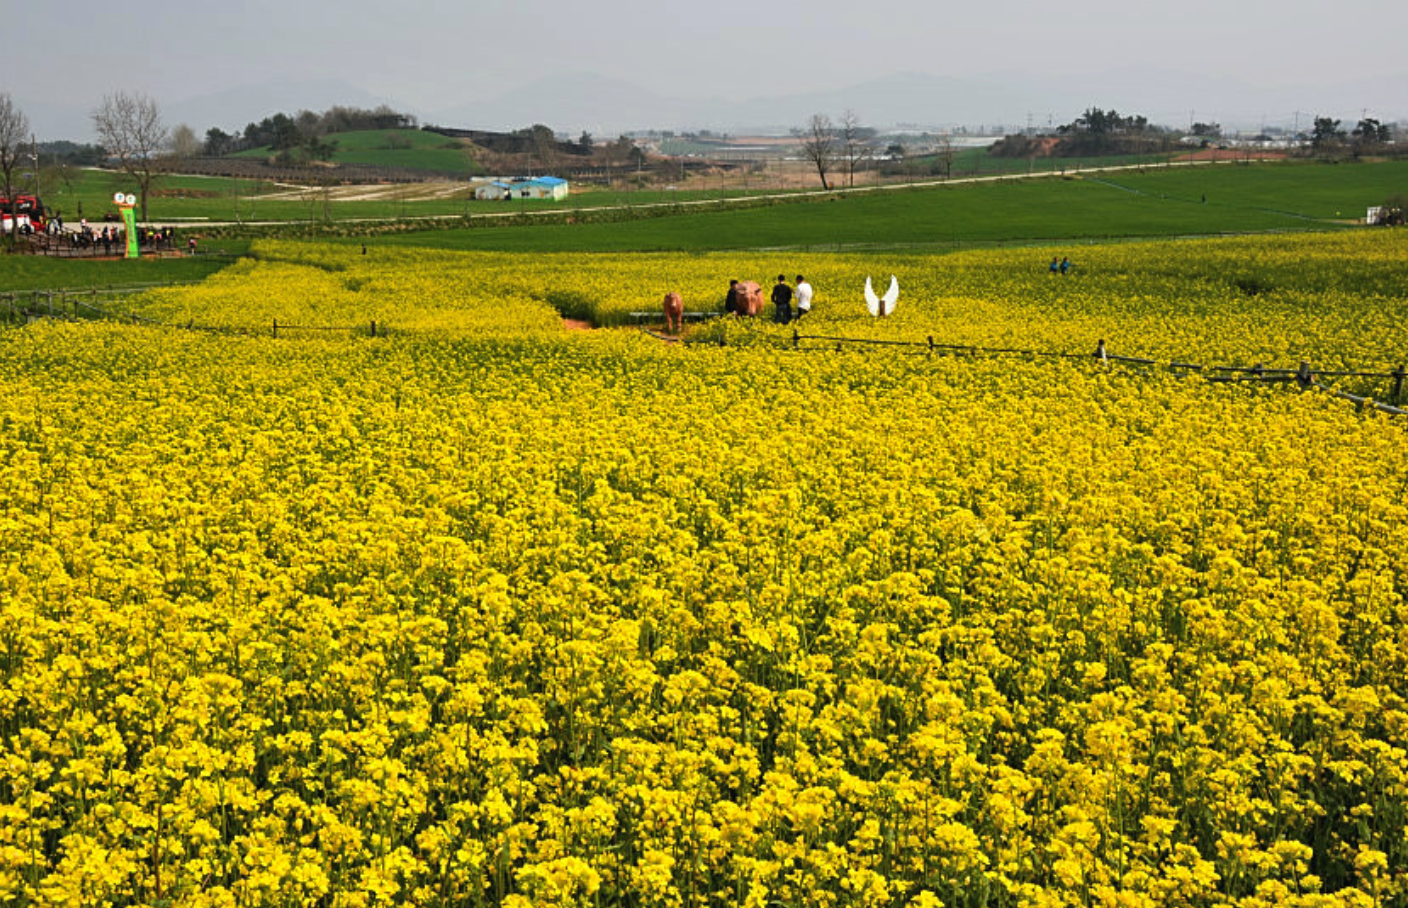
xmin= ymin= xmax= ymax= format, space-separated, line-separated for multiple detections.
xmin=34 ymin=167 xmax=798 ymax=227
xmin=23 ymin=160 xmax=1406 ymax=245
xmin=367 ymin=160 xmax=1407 ymax=254
xmin=1 ymin=231 xmax=1406 ymax=906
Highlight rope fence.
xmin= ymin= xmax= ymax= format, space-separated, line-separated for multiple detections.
xmin=7 ymin=287 xmax=1404 ymax=417
xmin=782 ymin=329 xmax=1406 ymax=417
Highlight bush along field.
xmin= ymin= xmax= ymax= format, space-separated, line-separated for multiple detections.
xmin=1 ymin=232 xmax=1406 ymax=907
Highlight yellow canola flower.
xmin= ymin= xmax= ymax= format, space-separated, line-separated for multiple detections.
xmin=0 ymin=232 xmax=1406 ymax=906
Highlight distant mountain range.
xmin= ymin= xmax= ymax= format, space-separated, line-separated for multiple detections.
xmin=25 ymin=70 xmax=1408 ymax=143
xmin=436 ymin=69 xmax=1408 ymax=137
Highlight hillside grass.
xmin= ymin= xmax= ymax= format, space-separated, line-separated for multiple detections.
xmin=233 ymin=128 xmax=485 ymax=174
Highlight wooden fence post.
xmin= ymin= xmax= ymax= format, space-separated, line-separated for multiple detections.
xmin=371 ymin=320 xmax=377 ymax=338
xmin=1296 ymin=361 xmax=1313 ymax=388
xmin=272 ymin=319 xmax=278 ymax=338
xmin=1094 ymin=339 xmax=1107 ymax=361
xmin=1392 ymin=365 xmax=1405 ymax=406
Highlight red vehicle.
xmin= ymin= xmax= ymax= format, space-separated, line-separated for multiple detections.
xmin=0 ymin=194 xmax=47 ymax=233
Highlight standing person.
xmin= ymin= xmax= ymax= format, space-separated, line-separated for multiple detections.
xmin=794 ymin=274 xmax=813 ymax=320
xmin=724 ymin=279 xmax=740 ymax=315
xmin=771 ymin=274 xmax=794 ymax=324
xmin=1059 ymin=256 xmax=1072 ymax=274
xmin=1049 ymin=256 xmax=1060 ymax=274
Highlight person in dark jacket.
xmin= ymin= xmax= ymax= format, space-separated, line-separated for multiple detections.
xmin=724 ymin=279 xmax=740 ymax=314
xmin=771 ymin=274 xmax=794 ymax=324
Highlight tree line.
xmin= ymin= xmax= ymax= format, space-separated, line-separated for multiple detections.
xmin=988 ymin=108 xmax=1177 ymax=158
xmin=987 ymin=108 xmax=1402 ymax=160
xmin=1310 ymin=116 xmax=1397 ymax=159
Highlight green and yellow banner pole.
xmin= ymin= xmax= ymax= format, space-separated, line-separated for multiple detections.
xmin=113 ymin=192 xmax=139 ymax=259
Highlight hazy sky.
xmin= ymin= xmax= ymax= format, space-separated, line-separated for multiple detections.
xmin=8 ymin=0 xmax=1407 ymax=136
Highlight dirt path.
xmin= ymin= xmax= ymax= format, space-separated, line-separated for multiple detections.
xmin=257 ymin=181 xmax=473 ymax=203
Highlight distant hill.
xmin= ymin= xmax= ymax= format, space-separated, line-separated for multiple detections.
xmin=232 ymin=128 xmax=483 ymax=176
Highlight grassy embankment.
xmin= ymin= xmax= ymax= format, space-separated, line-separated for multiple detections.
xmin=0 ymin=240 xmax=252 ymax=293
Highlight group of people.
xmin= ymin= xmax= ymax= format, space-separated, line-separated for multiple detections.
xmin=66 ymin=222 xmax=182 ymax=254
xmin=723 ymin=274 xmax=814 ymax=323
xmin=71 ymin=223 xmax=123 ymax=253
xmin=1048 ymin=256 xmax=1074 ymax=274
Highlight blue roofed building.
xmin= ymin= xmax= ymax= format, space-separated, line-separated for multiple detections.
xmin=474 ymin=180 xmax=516 ymax=200
xmin=474 ymin=177 xmax=569 ymax=201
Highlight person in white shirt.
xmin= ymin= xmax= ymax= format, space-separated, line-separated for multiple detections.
xmin=794 ymin=274 xmax=813 ymax=319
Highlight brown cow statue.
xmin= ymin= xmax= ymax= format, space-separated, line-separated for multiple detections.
xmin=662 ymin=291 xmax=684 ymax=333
xmin=732 ymin=280 xmax=763 ymax=317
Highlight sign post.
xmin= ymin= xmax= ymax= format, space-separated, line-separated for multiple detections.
xmin=113 ymin=192 xmax=139 ymax=259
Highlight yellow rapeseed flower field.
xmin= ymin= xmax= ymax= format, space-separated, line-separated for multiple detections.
xmin=1 ymin=232 xmax=1405 ymax=907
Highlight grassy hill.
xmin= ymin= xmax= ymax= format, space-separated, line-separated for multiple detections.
xmin=233 ymin=128 xmax=483 ymax=175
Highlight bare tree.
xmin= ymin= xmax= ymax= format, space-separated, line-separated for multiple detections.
xmin=92 ymin=91 xmax=168 ymax=220
xmin=801 ymin=113 xmax=835 ymax=189
xmin=604 ymin=136 xmax=635 ymax=188
xmin=838 ymin=109 xmax=873 ymax=187
xmin=0 ymin=92 xmax=30 ymax=241
xmin=935 ymin=133 xmax=956 ymax=179
xmin=170 ymin=123 xmax=201 ymax=159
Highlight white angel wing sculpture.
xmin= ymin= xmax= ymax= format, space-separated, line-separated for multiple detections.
xmin=864 ymin=275 xmax=900 ymax=316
